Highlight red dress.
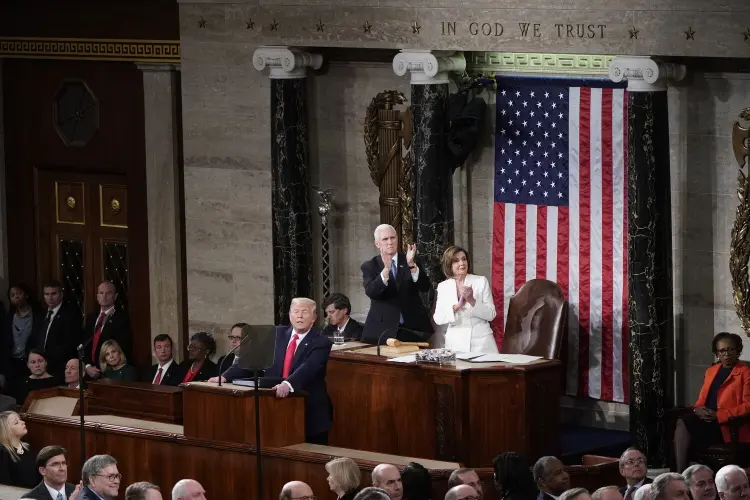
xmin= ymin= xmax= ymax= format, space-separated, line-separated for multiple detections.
xmin=181 ymin=362 xmax=202 ymax=383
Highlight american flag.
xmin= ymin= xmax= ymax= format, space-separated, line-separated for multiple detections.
xmin=491 ymin=76 xmax=629 ymax=403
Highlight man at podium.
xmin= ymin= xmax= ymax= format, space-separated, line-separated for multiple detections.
xmin=210 ymin=297 xmax=334 ymax=444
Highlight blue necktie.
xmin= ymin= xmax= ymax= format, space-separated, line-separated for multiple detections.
xmin=57 ymin=492 xmax=63 ymax=500
xmin=390 ymin=259 xmax=404 ymax=324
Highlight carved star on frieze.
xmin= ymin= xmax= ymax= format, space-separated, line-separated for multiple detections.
xmin=744 ymin=27 xmax=750 ymax=41
xmin=245 ymin=18 xmax=255 ymax=30
xmin=363 ymin=21 xmax=372 ymax=33
xmin=684 ymin=26 xmax=696 ymax=40
xmin=628 ymin=26 xmax=639 ymax=39
xmin=316 ymin=20 xmax=325 ymax=32
xmin=270 ymin=20 xmax=279 ymax=31
xmin=412 ymin=21 xmax=421 ymax=34
xmin=197 ymin=17 xmax=207 ymax=28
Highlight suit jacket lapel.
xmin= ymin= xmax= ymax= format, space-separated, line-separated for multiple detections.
xmin=292 ymin=331 xmax=313 ymax=367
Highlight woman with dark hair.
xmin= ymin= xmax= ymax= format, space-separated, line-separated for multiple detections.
xmin=401 ymin=462 xmax=432 ymax=500
xmin=179 ymin=332 xmax=219 ymax=383
xmin=674 ymin=332 xmax=750 ymax=471
xmin=1 ymin=284 xmax=41 ymax=393
xmin=13 ymin=349 xmax=59 ymax=404
xmin=493 ymin=452 xmax=538 ymax=500
xmin=218 ymin=322 xmax=248 ymax=369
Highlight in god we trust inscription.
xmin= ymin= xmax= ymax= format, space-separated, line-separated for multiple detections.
xmin=441 ymin=21 xmax=607 ymax=39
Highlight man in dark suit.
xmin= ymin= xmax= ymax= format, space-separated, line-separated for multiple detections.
xmin=618 ymin=448 xmax=652 ymax=500
xmin=145 ymin=334 xmax=181 ymax=386
xmin=79 ymin=454 xmax=120 ymax=500
xmin=360 ymin=224 xmax=433 ymax=344
xmin=31 ymin=281 xmax=82 ymax=379
xmin=322 ymin=293 xmax=363 ymax=341
xmin=533 ymin=456 xmax=570 ymax=500
xmin=22 ymin=446 xmax=79 ymax=500
xmin=212 ymin=297 xmax=333 ymax=444
xmin=82 ymin=281 xmax=130 ymax=379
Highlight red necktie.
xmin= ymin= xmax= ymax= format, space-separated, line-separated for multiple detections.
xmin=91 ymin=311 xmax=106 ymax=361
xmin=624 ymin=487 xmax=635 ymax=500
xmin=153 ymin=367 xmax=163 ymax=385
xmin=282 ymin=334 xmax=299 ymax=378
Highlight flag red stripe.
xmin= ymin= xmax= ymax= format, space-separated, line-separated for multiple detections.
xmin=492 ymin=203 xmax=506 ymax=349
xmin=515 ymin=204 xmax=527 ymax=292
xmin=600 ymin=88 xmax=614 ymax=402
xmin=537 ymin=206 xmax=547 ymax=279
xmin=621 ymin=92 xmax=630 ymax=403
xmin=578 ymin=87 xmax=592 ymax=398
xmin=557 ymin=206 xmax=570 ymax=386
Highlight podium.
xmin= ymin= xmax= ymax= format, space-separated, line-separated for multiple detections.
xmin=87 ymin=379 xmax=183 ymax=424
xmin=181 ymin=381 xmax=305 ymax=447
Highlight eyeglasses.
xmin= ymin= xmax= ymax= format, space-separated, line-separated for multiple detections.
xmin=228 ymin=335 xmax=242 ymax=341
xmin=718 ymin=347 xmax=738 ymax=355
xmin=623 ymin=458 xmax=646 ymax=467
xmin=95 ymin=473 xmax=122 ymax=482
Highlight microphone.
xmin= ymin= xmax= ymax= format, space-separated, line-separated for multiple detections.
xmin=376 ymin=327 xmax=399 ymax=357
xmin=217 ymin=334 xmax=252 ymax=387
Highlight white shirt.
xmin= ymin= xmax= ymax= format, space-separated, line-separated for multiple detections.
xmin=381 ymin=254 xmax=419 ymax=285
xmin=45 ymin=482 xmax=66 ymax=500
xmin=152 ymin=359 xmax=174 ymax=384
xmin=43 ymin=302 xmax=63 ymax=346
xmin=338 ymin=317 xmax=350 ymax=334
xmin=282 ymin=329 xmax=310 ymax=392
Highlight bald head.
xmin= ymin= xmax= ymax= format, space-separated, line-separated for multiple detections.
xmin=446 ymin=485 xmax=479 ymax=500
xmin=280 ymin=481 xmax=313 ymax=500
xmin=171 ymin=480 xmax=206 ymax=500
xmin=372 ymin=464 xmax=403 ymax=500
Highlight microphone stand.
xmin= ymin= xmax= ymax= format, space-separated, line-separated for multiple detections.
xmin=376 ymin=327 xmax=399 ymax=356
xmin=253 ymin=368 xmax=262 ymax=500
xmin=75 ymin=342 xmax=90 ymax=469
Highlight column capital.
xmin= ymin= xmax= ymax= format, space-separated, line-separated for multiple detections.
xmin=392 ymin=50 xmax=466 ymax=85
xmin=252 ymin=46 xmax=323 ymax=79
xmin=608 ymin=56 xmax=686 ymax=92
xmin=136 ymin=63 xmax=181 ymax=73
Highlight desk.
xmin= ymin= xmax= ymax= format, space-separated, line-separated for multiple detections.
xmin=327 ymin=347 xmax=562 ymax=467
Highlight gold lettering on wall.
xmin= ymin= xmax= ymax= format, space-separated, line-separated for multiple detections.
xmin=440 ymin=21 xmax=607 ymax=39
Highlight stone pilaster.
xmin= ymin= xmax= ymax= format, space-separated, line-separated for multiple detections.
xmin=609 ymin=56 xmax=686 ymax=467
xmin=0 ymin=60 xmax=7 ymax=300
xmin=254 ymin=47 xmax=321 ymax=324
xmin=392 ymin=50 xmax=465 ymax=289
xmin=137 ymin=63 xmax=186 ymax=360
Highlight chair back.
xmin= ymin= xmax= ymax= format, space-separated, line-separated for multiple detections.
xmin=500 ymin=279 xmax=567 ymax=359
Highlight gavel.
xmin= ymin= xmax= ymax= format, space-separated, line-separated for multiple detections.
xmin=386 ymin=338 xmax=430 ymax=347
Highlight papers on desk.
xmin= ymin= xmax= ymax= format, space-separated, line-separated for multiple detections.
xmin=455 ymin=352 xmax=483 ymax=361
xmin=468 ymin=353 xmax=542 ymax=364
xmin=387 ymin=355 xmax=417 ymax=363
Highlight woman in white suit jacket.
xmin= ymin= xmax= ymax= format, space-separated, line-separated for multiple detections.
xmin=433 ymin=246 xmax=498 ymax=354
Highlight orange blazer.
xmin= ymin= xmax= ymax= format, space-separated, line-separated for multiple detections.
xmin=694 ymin=361 xmax=750 ymax=443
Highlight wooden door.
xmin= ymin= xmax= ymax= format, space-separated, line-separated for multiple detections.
xmin=36 ymin=169 xmax=130 ymax=320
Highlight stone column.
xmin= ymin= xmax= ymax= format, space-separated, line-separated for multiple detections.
xmin=609 ymin=57 xmax=686 ymax=467
xmin=392 ymin=50 xmax=466 ymax=289
xmin=253 ymin=47 xmax=322 ymax=325
xmin=137 ymin=63 xmax=186 ymax=360
xmin=0 ymin=60 xmax=8 ymax=299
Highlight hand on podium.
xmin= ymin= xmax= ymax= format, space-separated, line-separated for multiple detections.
xmin=274 ymin=383 xmax=290 ymax=398
xmin=207 ymin=376 xmax=226 ymax=384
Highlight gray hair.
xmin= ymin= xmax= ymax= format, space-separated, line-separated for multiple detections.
xmin=592 ymin=486 xmax=620 ymax=500
xmin=446 ymin=485 xmax=478 ymax=500
xmin=373 ymin=224 xmax=396 ymax=242
xmin=683 ymin=464 xmax=713 ymax=488
xmin=371 ymin=463 xmax=398 ymax=485
xmin=559 ymin=488 xmax=590 ymax=500
xmin=633 ymin=485 xmax=652 ymax=500
xmin=652 ymin=473 xmax=686 ymax=500
xmin=125 ymin=482 xmax=160 ymax=500
xmin=448 ymin=468 xmax=476 ymax=489
xmin=353 ymin=487 xmax=391 ymax=500
xmin=173 ymin=479 xmax=200 ymax=500
xmin=716 ymin=465 xmax=747 ymax=493
xmin=82 ymin=455 xmax=118 ymax=486
xmin=618 ymin=447 xmax=645 ymax=467
xmin=533 ymin=456 xmax=560 ymax=485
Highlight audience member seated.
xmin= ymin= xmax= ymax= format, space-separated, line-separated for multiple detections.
xmin=83 ymin=281 xmax=131 ymax=381
xmin=448 ymin=468 xmax=484 ymax=500
xmin=446 ymin=485 xmax=479 ymax=500
xmin=21 ymin=445 xmax=80 ymax=500
xmin=493 ymin=452 xmax=538 ymax=500
xmin=322 ymin=294 xmax=363 ymax=341
xmin=682 ymin=464 xmax=716 ymax=500
xmin=592 ymin=486 xmax=623 ymax=500
xmin=674 ymin=332 xmax=750 ymax=471
xmin=354 ymin=488 xmax=390 ymax=500
xmin=147 ymin=334 xmax=181 ymax=386
xmin=15 ymin=349 xmax=59 ymax=404
xmin=279 ymin=481 xmax=314 ymax=500
xmin=715 ymin=465 xmax=749 ymax=500
xmin=0 ymin=410 xmax=40 ymax=488
xmin=172 ymin=479 xmax=206 ymax=500
xmin=125 ymin=482 xmax=162 ymax=500
xmin=80 ymin=455 xmax=121 ymax=500
xmin=179 ymin=332 xmax=218 ymax=383
xmin=633 ymin=485 xmax=651 ymax=500
xmin=372 ymin=464 xmax=404 ymax=500
xmin=433 ymin=246 xmax=498 ymax=353
xmin=618 ymin=448 xmax=651 ymax=499
xmin=533 ymin=456 xmax=571 ymax=500
xmin=651 ymin=473 xmax=688 ymax=500
xmin=217 ymin=323 xmax=247 ymax=370
xmin=325 ymin=457 xmax=361 ymax=500
xmin=63 ymin=359 xmax=81 ymax=389
xmin=402 ymin=462 xmax=432 ymax=500
xmin=1 ymin=284 xmax=40 ymax=392
xmin=98 ymin=340 xmax=138 ymax=382
xmin=560 ymin=489 xmax=592 ymax=500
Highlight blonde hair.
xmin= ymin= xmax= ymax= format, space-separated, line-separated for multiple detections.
xmin=290 ymin=297 xmax=317 ymax=311
xmin=99 ymin=339 xmax=127 ymax=372
xmin=0 ymin=411 xmax=29 ymax=462
xmin=441 ymin=245 xmax=471 ymax=279
xmin=325 ymin=457 xmax=361 ymax=493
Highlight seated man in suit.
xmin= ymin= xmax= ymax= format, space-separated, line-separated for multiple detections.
xmin=618 ymin=448 xmax=651 ymax=499
xmin=360 ymin=224 xmax=433 ymax=344
xmin=533 ymin=456 xmax=570 ymax=500
xmin=322 ymin=293 xmax=362 ymax=341
xmin=34 ymin=280 xmax=82 ymax=379
xmin=448 ymin=468 xmax=484 ymax=500
xmin=210 ymin=297 xmax=333 ymax=444
xmin=83 ymin=281 xmax=130 ymax=380
xmin=80 ymin=455 xmax=120 ymax=500
xmin=372 ymin=464 xmax=403 ymax=500
xmin=22 ymin=445 xmax=80 ymax=500
xmin=217 ymin=322 xmax=248 ymax=370
xmin=146 ymin=334 xmax=181 ymax=386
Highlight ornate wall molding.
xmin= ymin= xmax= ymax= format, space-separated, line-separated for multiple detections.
xmin=467 ymin=52 xmax=615 ymax=75
xmin=253 ymin=46 xmax=323 ymax=79
xmin=609 ymin=56 xmax=687 ymax=92
xmin=0 ymin=37 xmax=180 ymax=63
xmin=392 ymin=50 xmax=466 ymax=85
